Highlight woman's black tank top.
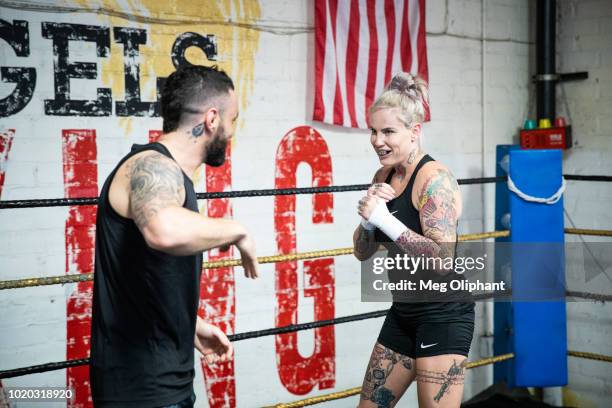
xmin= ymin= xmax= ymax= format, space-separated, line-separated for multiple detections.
xmin=90 ymin=142 xmax=202 ymax=407
xmin=374 ymin=154 xmax=474 ymax=323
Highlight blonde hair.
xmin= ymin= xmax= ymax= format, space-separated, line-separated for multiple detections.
xmin=368 ymin=72 xmax=429 ymax=127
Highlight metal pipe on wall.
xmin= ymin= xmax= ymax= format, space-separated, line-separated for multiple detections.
xmin=536 ymin=0 xmax=557 ymax=122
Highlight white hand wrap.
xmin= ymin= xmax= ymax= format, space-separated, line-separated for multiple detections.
xmin=366 ymin=200 xmax=408 ymax=241
xmin=360 ymin=218 xmax=376 ymax=231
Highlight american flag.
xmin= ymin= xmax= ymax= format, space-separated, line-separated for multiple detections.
xmin=313 ymin=0 xmax=428 ymax=129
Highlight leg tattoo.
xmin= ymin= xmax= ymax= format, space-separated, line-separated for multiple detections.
xmin=416 ymin=359 xmax=466 ymax=403
xmin=361 ymin=345 xmax=413 ymax=408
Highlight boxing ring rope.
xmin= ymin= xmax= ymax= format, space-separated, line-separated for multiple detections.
xmin=0 ymin=176 xmax=510 ymax=210
xmin=567 ymin=350 xmax=612 ymax=363
xmin=0 ymin=230 xmax=510 ymax=290
xmin=4 ymin=226 xmax=612 ymax=290
xmin=564 ymin=228 xmax=612 ymax=237
xmin=0 ymin=174 xmax=609 ymax=210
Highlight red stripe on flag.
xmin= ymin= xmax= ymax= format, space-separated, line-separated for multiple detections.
xmin=400 ymin=0 xmax=412 ymax=72
xmin=313 ymin=0 xmax=327 ymax=122
xmin=417 ymin=0 xmax=430 ymax=120
xmin=314 ymin=0 xmax=429 ymax=128
xmin=383 ymin=0 xmax=396 ymax=85
xmin=345 ymin=0 xmax=360 ymax=128
xmin=328 ymin=0 xmax=344 ymax=125
xmin=365 ymin=0 xmax=379 ymax=121
xmin=0 ymin=129 xmax=14 ymax=200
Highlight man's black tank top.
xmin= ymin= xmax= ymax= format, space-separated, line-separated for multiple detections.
xmin=374 ymin=154 xmax=474 ymax=323
xmin=90 ymin=142 xmax=202 ymax=407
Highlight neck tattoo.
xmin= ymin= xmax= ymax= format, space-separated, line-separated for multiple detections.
xmin=395 ymin=149 xmax=420 ymax=180
xmin=191 ymin=122 xmax=205 ymax=137
xmin=406 ymin=149 xmax=418 ymax=165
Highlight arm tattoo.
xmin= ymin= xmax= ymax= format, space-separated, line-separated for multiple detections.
xmin=393 ymin=169 xmax=459 ymax=273
xmin=361 ymin=344 xmax=413 ymax=408
xmin=129 ymin=153 xmax=185 ymax=228
xmin=355 ymin=226 xmax=375 ymax=258
xmin=416 ymin=358 xmax=466 ymax=403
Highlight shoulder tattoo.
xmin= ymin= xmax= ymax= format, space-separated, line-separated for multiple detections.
xmin=417 ymin=168 xmax=459 ymax=241
xmin=129 ymin=153 xmax=185 ymax=228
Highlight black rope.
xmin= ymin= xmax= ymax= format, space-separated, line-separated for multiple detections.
xmin=0 ymin=288 xmax=606 ymax=379
xmin=0 ymin=358 xmax=89 ymax=379
xmin=566 ymin=290 xmax=612 ymax=302
xmin=228 ymin=309 xmax=389 ymax=341
xmin=0 ymin=309 xmax=390 ymax=379
xmin=0 ymin=197 xmax=99 ymax=209
xmin=0 ymin=176 xmax=509 ymax=209
xmin=457 ymin=176 xmax=507 ymax=185
xmin=2 ymin=185 xmax=373 ymax=209
xmin=563 ymin=174 xmax=612 ymax=182
xmin=1 ymin=174 xmax=610 ymax=210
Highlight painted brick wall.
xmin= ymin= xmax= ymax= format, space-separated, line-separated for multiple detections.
xmin=557 ymin=1 xmax=612 ymax=407
xmin=0 ymin=0 xmax=580 ymax=407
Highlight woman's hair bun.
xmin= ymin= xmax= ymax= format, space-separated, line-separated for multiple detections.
xmin=387 ymin=72 xmax=418 ymax=96
xmin=368 ymin=71 xmax=429 ymax=125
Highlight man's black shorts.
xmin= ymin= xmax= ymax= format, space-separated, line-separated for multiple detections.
xmin=377 ymin=306 xmax=474 ymax=359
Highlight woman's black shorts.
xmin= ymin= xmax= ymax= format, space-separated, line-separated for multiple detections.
xmin=377 ymin=305 xmax=475 ymax=359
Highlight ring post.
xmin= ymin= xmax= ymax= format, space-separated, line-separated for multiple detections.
xmin=494 ymin=145 xmax=518 ymax=384
xmin=508 ymin=149 xmax=567 ymax=387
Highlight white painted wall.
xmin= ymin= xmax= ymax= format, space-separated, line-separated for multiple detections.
xmin=557 ymin=1 xmax=612 ymax=407
xmin=1 ymin=0 xmax=609 ymax=407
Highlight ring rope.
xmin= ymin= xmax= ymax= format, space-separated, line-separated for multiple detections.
xmin=0 ymin=177 xmax=510 ymax=210
xmin=0 ymin=309 xmax=392 ymax=379
xmin=458 ymin=230 xmax=509 ymax=241
xmin=0 ymin=174 xmax=609 ymax=210
xmin=568 ymin=350 xmax=612 ymax=363
xmin=563 ymin=174 xmax=612 ymax=182
xmin=6 ymin=227 xmax=612 ymax=291
xmin=564 ymin=228 xmax=612 ymax=237
xmin=3 ymin=173 xmax=610 ymax=211
xmin=0 ymin=231 xmax=508 ymax=290
xmin=565 ymin=290 xmax=612 ymax=302
xmin=263 ymin=387 xmax=362 ymax=408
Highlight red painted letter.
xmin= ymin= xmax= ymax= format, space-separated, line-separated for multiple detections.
xmin=199 ymin=144 xmax=237 ymax=407
xmin=63 ymin=129 xmax=97 ymax=407
xmin=275 ymin=126 xmax=335 ymax=394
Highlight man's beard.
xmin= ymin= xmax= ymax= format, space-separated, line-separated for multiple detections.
xmin=204 ymin=125 xmax=228 ymax=167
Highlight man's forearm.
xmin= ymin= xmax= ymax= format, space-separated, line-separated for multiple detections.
xmin=142 ymin=206 xmax=247 ymax=255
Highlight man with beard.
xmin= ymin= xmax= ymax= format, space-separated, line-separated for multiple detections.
xmin=89 ymin=65 xmax=258 ymax=408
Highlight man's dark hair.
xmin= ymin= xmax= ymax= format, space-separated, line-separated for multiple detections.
xmin=161 ymin=65 xmax=234 ymax=133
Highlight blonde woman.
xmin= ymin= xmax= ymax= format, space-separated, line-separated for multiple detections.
xmin=353 ymin=73 xmax=474 ymax=408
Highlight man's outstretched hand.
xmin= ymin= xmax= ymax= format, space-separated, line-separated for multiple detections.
xmin=195 ymin=317 xmax=233 ymax=364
